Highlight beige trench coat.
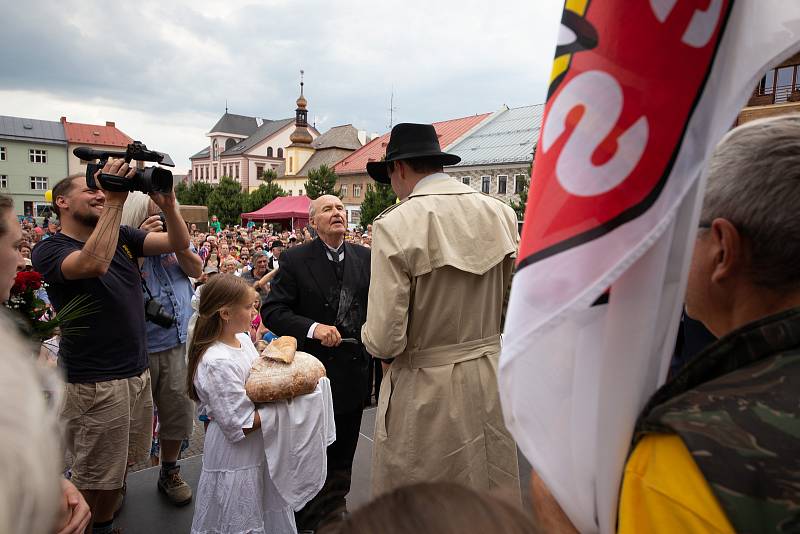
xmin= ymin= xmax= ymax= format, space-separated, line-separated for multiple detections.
xmin=361 ymin=173 xmax=521 ymax=499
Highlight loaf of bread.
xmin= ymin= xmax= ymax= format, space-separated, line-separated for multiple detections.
xmin=245 ymin=337 xmax=326 ymax=402
xmin=262 ymin=336 xmax=297 ymax=363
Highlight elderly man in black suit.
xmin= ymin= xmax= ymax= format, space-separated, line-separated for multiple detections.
xmin=261 ymin=194 xmax=371 ymax=531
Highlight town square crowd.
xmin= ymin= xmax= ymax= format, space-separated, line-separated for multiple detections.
xmin=0 ymin=117 xmax=797 ymax=534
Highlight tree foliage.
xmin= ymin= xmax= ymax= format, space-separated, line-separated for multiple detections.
xmin=245 ymin=182 xmax=287 ymax=212
xmin=304 ymin=164 xmax=339 ymax=199
xmin=360 ymin=182 xmax=397 ymax=227
xmin=260 ymin=168 xmax=278 ymax=182
xmin=207 ymin=176 xmax=245 ymax=226
xmin=508 ymin=176 xmax=529 ymax=221
xmin=175 ymin=181 xmax=213 ymax=207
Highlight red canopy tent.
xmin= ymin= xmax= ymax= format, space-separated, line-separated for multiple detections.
xmin=240 ymin=195 xmax=311 ymax=231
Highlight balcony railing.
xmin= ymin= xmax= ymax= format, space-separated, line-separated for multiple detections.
xmin=749 ymin=84 xmax=800 ymax=106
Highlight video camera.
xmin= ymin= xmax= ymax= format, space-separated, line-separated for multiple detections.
xmin=73 ymin=142 xmax=175 ymax=194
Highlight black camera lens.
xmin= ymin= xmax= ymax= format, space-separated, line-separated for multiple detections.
xmin=139 ymin=166 xmax=173 ymax=194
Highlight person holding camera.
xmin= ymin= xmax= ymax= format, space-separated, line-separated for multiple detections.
xmin=122 ymin=192 xmax=202 ymax=507
xmin=32 ymin=158 xmax=192 ymax=534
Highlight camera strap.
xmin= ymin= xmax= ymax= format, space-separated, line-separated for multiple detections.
xmin=121 ymin=241 xmax=155 ymax=301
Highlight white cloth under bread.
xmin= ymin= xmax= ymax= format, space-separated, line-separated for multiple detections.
xmin=258 ymin=377 xmax=336 ymax=511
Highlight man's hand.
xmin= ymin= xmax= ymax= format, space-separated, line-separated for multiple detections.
xmin=149 ymin=186 xmax=177 ymax=212
xmin=54 ymin=479 xmax=91 ymax=534
xmin=95 ymin=157 xmax=134 ymax=205
xmin=313 ymin=324 xmax=342 ymax=347
xmin=530 ymin=469 xmax=578 ymax=534
xmin=139 ymin=214 xmax=164 ymax=233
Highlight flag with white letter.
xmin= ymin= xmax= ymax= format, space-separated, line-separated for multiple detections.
xmin=500 ymin=1 xmax=800 ymax=532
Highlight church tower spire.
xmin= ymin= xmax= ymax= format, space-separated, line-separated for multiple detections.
xmin=290 ymin=70 xmax=313 ymax=144
xmin=286 ymin=70 xmax=316 ymax=176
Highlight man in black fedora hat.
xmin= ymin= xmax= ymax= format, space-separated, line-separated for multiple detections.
xmin=361 ymin=123 xmax=523 ymax=498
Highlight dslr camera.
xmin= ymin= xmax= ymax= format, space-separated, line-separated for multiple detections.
xmin=145 ymin=297 xmax=175 ymax=329
xmin=73 ymin=141 xmax=175 ymax=194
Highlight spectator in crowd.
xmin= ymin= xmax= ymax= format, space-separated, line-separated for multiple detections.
xmin=262 ymin=194 xmax=372 ymax=531
xmin=19 ymin=241 xmax=31 ymax=259
xmin=220 ymin=256 xmax=239 ymax=275
xmin=242 ymin=251 xmax=276 ymax=305
xmin=320 ymin=482 xmax=536 ymax=534
xmin=268 ymin=240 xmax=283 ymax=270
xmin=32 ymin=160 xmax=192 ymax=534
xmin=209 ymin=215 xmax=221 ymax=234
xmin=362 ymin=123 xmax=521 ymax=498
xmin=122 ymin=192 xmax=202 ymax=506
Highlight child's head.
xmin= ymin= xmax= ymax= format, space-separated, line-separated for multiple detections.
xmin=186 ymin=274 xmax=258 ymax=400
xmin=321 ymin=482 xmax=536 ymax=534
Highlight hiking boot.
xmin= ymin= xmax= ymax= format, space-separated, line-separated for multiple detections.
xmin=157 ymin=466 xmax=192 ymax=506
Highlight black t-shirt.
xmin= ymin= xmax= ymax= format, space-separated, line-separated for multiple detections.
xmin=32 ymin=226 xmax=149 ymax=383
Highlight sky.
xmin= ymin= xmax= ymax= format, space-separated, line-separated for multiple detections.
xmin=0 ymin=0 xmax=564 ymax=173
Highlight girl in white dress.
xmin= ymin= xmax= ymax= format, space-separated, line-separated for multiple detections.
xmin=187 ymin=274 xmax=296 ymax=534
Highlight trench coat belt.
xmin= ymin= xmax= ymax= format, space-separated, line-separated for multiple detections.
xmin=396 ymin=334 xmax=502 ymax=369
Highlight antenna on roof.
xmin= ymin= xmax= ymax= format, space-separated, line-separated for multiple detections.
xmin=388 ymin=87 xmax=398 ymax=129
xmin=225 ymin=99 xmax=228 ymax=113
xmin=300 ymin=69 xmax=305 ymax=96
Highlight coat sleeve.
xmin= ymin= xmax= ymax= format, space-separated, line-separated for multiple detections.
xmin=261 ymin=251 xmax=316 ymax=339
xmin=361 ymin=218 xmax=411 ymax=358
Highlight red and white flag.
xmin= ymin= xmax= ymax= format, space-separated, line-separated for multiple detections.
xmin=500 ymin=1 xmax=800 ymax=532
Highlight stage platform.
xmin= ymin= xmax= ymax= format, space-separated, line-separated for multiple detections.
xmin=117 ymin=407 xmax=532 ymax=533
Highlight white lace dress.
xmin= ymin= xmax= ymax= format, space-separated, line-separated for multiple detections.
xmin=191 ymin=333 xmax=296 ymax=534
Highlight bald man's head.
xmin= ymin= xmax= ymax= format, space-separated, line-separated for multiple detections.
xmin=309 ymin=195 xmax=347 ymax=244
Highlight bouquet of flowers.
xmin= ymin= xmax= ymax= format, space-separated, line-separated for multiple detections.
xmin=5 ymin=270 xmax=97 ymax=341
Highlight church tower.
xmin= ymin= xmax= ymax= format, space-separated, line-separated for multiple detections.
xmin=285 ymin=70 xmax=316 ymax=175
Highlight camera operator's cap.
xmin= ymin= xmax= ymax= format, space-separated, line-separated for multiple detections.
xmin=366 ymin=123 xmax=461 ymax=184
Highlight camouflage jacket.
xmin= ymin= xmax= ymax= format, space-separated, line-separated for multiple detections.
xmin=634 ymin=307 xmax=800 ymax=533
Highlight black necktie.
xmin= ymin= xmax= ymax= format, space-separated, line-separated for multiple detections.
xmin=330 ymin=245 xmax=343 ymax=263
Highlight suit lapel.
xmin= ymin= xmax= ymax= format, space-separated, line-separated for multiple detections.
xmin=304 ymin=238 xmax=339 ymax=308
xmin=336 ymin=242 xmax=361 ymax=323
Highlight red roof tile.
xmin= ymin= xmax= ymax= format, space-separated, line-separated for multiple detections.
xmin=334 ymin=113 xmax=491 ymax=174
xmin=60 ymin=117 xmax=134 ymax=148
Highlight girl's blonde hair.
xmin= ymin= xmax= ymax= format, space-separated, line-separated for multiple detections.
xmin=186 ymin=274 xmax=256 ymax=401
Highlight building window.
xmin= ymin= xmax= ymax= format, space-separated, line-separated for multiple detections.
xmin=340 ymin=185 xmax=347 ymax=197
xmin=29 ymin=149 xmax=47 ymax=164
xmin=213 ymin=166 xmax=217 ymax=180
xmin=461 ymin=176 xmax=470 ymax=185
xmin=351 ymin=210 xmax=361 ymax=224
xmin=277 ymin=148 xmax=284 ymax=158
xmin=515 ymin=174 xmax=527 ymax=194
xmin=0 ymin=175 xmax=6 ymax=188
xmin=235 ymin=164 xmax=239 ymax=179
xmin=481 ymin=176 xmax=490 ymax=194
xmin=298 ymin=189 xmax=303 ymax=196
xmin=497 ymin=175 xmax=508 ymax=194
xmin=267 ymin=147 xmax=274 ymax=157
xmin=256 ymin=165 xmax=264 ymax=179
xmin=0 ymin=147 xmax=5 ymax=161
xmin=213 ymin=140 xmax=219 ymax=160
xmin=353 ymin=184 xmax=362 ymax=198
xmin=30 ymin=176 xmax=47 ymax=190
xmin=757 ymin=64 xmax=800 ymax=103
xmin=288 ymin=190 xmax=293 ymax=196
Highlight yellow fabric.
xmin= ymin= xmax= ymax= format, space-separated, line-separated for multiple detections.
xmin=618 ymin=434 xmax=735 ymax=534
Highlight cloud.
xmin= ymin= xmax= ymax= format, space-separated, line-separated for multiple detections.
xmin=0 ymin=0 xmax=563 ymax=172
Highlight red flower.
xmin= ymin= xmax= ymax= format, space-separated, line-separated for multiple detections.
xmin=12 ymin=270 xmax=43 ymax=293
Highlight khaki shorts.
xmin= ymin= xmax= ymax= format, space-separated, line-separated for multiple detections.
xmin=62 ymin=369 xmax=153 ymax=491
xmin=149 ymin=343 xmax=194 ymax=441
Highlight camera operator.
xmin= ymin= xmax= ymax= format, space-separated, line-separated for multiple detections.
xmin=122 ymin=192 xmax=201 ymax=507
xmin=32 ymin=158 xmax=192 ymax=534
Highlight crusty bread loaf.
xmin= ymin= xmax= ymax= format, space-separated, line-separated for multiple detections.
xmin=245 ymin=348 xmax=326 ymax=402
xmin=263 ymin=336 xmax=297 ymax=363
